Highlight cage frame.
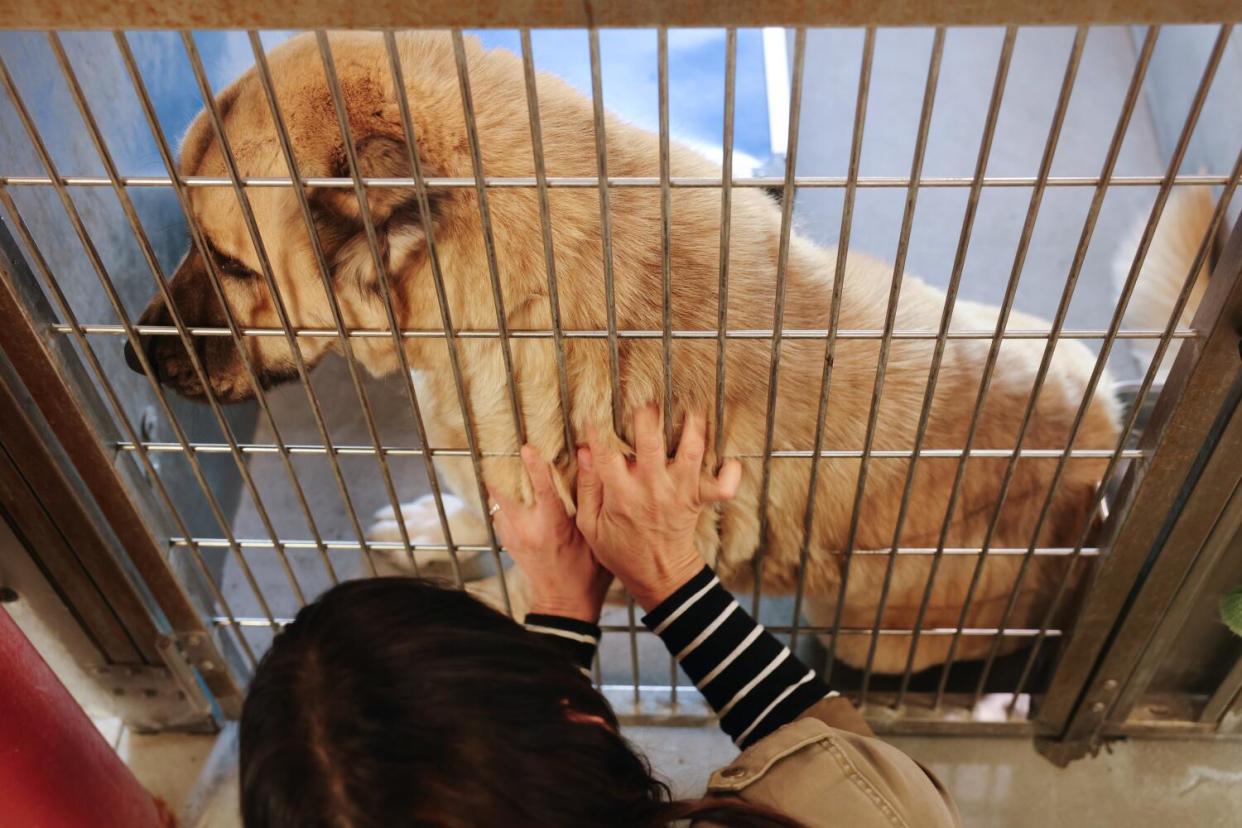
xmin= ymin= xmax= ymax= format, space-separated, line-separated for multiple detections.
xmin=0 ymin=1 xmax=1239 ymax=759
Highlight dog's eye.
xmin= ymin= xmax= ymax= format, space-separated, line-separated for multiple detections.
xmin=208 ymin=248 xmax=258 ymax=281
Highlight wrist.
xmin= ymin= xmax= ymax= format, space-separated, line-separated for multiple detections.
xmin=529 ymin=595 xmax=603 ymax=625
xmin=626 ymin=548 xmax=705 ymax=613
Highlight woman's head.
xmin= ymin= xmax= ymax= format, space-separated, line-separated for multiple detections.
xmin=240 ymin=577 xmax=800 ymax=827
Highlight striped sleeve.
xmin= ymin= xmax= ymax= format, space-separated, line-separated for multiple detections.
xmin=525 ymin=614 xmax=599 ymax=678
xmin=642 ymin=566 xmax=833 ymax=748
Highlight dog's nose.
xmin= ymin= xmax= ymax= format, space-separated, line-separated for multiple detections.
xmin=123 ymin=336 xmax=159 ymax=378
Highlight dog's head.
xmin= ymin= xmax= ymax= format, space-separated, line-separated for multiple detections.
xmin=127 ymin=32 xmax=467 ymax=401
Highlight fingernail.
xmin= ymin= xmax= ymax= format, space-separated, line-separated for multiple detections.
xmin=578 ymin=447 xmax=592 ymax=470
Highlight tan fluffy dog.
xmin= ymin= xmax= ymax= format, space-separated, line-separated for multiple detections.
xmin=133 ymin=32 xmax=1124 ymax=674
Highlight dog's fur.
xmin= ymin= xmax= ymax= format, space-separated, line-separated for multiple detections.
xmin=135 ymin=32 xmax=1132 ymax=673
xmin=1114 ymin=186 xmax=1219 ymax=383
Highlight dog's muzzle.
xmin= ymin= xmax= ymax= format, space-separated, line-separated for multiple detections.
xmin=123 ymin=335 xmax=160 ymax=379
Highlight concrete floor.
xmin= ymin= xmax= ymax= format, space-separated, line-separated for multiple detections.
xmin=632 ymin=726 xmax=1242 ymax=828
xmin=129 ymin=723 xmax=1242 ymax=828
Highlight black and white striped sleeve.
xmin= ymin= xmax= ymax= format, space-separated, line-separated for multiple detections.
xmin=525 ymin=614 xmax=599 ymax=678
xmin=642 ymin=566 xmax=833 ymax=748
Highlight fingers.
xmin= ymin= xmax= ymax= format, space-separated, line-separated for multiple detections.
xmin=519 ymin=445 xmax=557 ymax=504
xmin=485 ymin=483 xmax=519 ymax=515
xmin=699 ymin=458 xmax=742 ymax=504
xmin=633 ymin=402 xmax=665 ymax=473
xmin=575 ymin=446 xmax=603 ymax=539
xmin=674 ymin=410 xmax=707 ymax=480
xmin=485 ymin=484 xmax=520 ymax=545
xmin=585 ymin=424 xmax=628 ymax=487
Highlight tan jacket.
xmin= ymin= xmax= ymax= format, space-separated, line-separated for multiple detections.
xmin=696 ymin=697 xmax=961 ymax=827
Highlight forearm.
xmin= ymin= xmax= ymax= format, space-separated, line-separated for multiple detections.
xmin=525 ymin=614 xmax=599 ymax=678
xmin=642 ymin=566 xmax=832 ymax=748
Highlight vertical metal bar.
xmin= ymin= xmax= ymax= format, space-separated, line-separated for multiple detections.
xmin=518 ymin=29 xmax=575 ymax=457
xmin=450 ymin=31 xmax=526 ymax=448
xmin=655 ymin=27 xmax=677 ymax=703
xmin=669 ymin=649 xmax=679 ymax=706
xmin=859 ymin=26 xmax=1014 ymax=704
xmin=585 ymin=28 xmax=640 ymax=675
xmin=657 ymin=28 xmax=674 ymax=449
xmin=752 ymin=28 xmax=808 ymax=616
xmin=0 ymin=53 xmax=280 ymax=642
xmin=788 ymin=28 xmax=874 ymax=652
xmin=248 ymin=31 xmax=456 ymax=582
xmin=0 ymin=187 xmax=257 ymax=668
xmin=627 ymin=596 xmax=640 ymax=704
xmin=921 ymin=27 xmax=1088 ymax=707
xmin=586 ymin=29 xmax=625 ymax=435
xmin=1201 ymin=655 xmax=1242 ymax=726
xmin=893 ymin=24 xmax=1100 ymax=707
xmin=827 ymin=27 xmax=945 ymax=689
xmin=1011 ymin=25 xmax=1232 ymax=713
xmin=1000 ymin=142 xmax=1242 ymax=708
xmin=712 ymin=28 xmax=737 ymax=467
xmin=706 ymin=28 xmax=738 ymax=709
xmin=353 ymin=31 xmax=510 ymax=612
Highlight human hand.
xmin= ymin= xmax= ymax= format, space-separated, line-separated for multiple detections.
xmin=575 ymin=405 xmax=742 ymax=612
xmin=488 ymin=446 xmax=613 ymax=624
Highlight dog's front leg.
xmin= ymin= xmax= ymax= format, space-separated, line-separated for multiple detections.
xmin=365 ymin=485 xmax=491 ymax=580
xmin=364 ymin=367 xmax=495 ymax=579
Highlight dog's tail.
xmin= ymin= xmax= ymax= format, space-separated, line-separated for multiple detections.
xmin=1114 ymin=186 xmax=1217 ymax=382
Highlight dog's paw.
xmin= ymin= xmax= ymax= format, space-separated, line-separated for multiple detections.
xmin=365 ymin=493 xmax=488 ymax=577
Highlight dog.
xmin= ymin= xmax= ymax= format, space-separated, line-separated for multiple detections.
xmin=126 ymin=31 xmax=1159 ymax=674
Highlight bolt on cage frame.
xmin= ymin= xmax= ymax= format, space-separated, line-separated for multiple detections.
xmin=0 ymin=1 xmax=1240 ymax=760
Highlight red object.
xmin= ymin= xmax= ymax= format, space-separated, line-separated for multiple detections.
xmin=0 ymin=606 xmax=171 ymax=828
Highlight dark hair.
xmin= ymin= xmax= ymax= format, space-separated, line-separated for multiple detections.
xmin=240 ymin=577 xmax=803 ymax=828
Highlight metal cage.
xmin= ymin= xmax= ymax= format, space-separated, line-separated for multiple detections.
xmin=1 ymin=2 xmax=1240 ymax=760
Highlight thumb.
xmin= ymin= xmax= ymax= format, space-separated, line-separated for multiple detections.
xmin=700 ymin=458 xmax=742 ymax=503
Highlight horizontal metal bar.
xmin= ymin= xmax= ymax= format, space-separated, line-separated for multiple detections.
xmin=602 ymin=686 xmax=1230 ymax=736
xmin=170 ymin=536 xmax=1099 ymax=556
xmin=4 ymin=0 xmax=1239 ymax=30
xmin=55 ymin=323 xmax=1198 ymax=341
xmin=1102 ymin=720 xmax=1237 ymax=739
xmin=123 ymin=440 xmax=1142 ymax=460
xmin=603 ymin=686 xmax=1043 ymax=734
xmin=208 ymin=614 xmax=1065 ymax=636
xmin=0 ymin=174 xmax=1230 ymax=189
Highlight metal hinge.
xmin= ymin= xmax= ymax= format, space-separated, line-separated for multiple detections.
xmin=155 ymin=631 xmax=219 ymax=722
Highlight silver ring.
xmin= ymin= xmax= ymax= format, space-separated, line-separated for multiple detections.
xmin=488 ymin=502 xmax=502 ymax=516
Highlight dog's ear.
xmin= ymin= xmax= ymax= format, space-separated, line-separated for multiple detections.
xmin=314 ymin=134 xmax=426 ymax=226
